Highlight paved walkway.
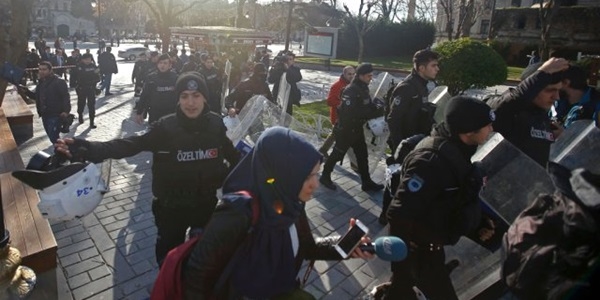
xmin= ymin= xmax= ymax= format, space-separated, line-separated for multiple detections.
xmin=17 ymin=83 xmax=393 ymax=299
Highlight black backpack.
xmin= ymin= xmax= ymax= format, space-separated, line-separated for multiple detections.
xmin=502 ymin=163 xmax=600 ymax=299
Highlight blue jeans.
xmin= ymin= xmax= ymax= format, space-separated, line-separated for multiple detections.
xmin=100 ymin=73 xmax=112 ymax=94
xmin=42 ymin=116 xmax=60 ymax=144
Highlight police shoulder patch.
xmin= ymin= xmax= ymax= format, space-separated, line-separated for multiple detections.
xmin=393 ymin=97 xmax=401 ymax=106
xmin=407 ymin=174 xmax=425 ymax=192
xmin=345 ymin=100 xmax=351 ymax=106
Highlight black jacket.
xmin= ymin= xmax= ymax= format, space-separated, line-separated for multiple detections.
xmin=75 ymin=107 xmax=240 ymax=213
xmin=23 ymin=74 xmax=70 ymax=118
xmin=183 ymin=199 xmax=341 ymax=299
xmin=387 ymin=124 xmax=482 ymax=249
xmin=74 ymin=62 xmax=100 ymax=89
xmin=269 ymin=63 xmax=302 ymax=105
xmin=198 ymin=66 xmax=223 ymax=114
xmin=336 ymin=78 xmax=382 ymax=134
xmin=98 ymin=52 xmax=118 ymax=74
xmin=132 ymin=60 xmax=152 ymax=83
xmin=387 ymin=70 xmax=432 ymax=151
xmin=487 ymin=70 xmax=556 ymax=166
xmin=136 ymin=70 xmax=178 ymax=122
xmin=225 ymin=75 xmax=274 ymax=112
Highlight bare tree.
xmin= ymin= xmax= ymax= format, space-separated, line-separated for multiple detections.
xmin=373 ymin=0 xmax=403 ymax=21
xmin=128 ymin=0 xmax=204 ymax=53
xmin=414 ymin=0 xmax=437 ymax=21
xmin=438 ymin=0 xmax=484 ymax=40
xmin=343 ymin=0 xmax=380 ymax=63
xmin=0 ymin=0 xmax=35 ymax=105
xmin=538 ymin=0 xmax=562 ymax=60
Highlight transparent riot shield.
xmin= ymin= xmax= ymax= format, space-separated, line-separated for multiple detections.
xmin=220 ymin=60 xmax=232 ymax=113
xmin=550 ymin=120 xmax=600 ymax=173
xmin=276 ymin=73 xmax=291 ymax=124
xmin=227 ymin=95 xmax=322 ymax=150
xmin=471 ymin=132 xmax=554 ymax=223
xmin=428 ymin=85 xmax=451 ymax=124
xmin=444 ymin=132 xmax=555 ymax=299
xmin=370 ymin=72 xmax=399 ymax=99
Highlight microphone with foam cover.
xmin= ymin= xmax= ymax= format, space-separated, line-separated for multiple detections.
xmin=359 ymin=236 xmax=407 ymax=261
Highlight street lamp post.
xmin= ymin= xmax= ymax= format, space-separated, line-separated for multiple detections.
xmin=284 ymin=0 xmax=294 ymax=51
xmin=92 ymin=0 xmax=102 ymax=38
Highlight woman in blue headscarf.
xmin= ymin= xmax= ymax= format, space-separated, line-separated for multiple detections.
xmin=183 ymin=126 xmax=372 ymax=299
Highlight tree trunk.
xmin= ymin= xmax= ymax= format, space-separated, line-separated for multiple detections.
xmin=159 ymin=25 xmax=171 ymax=54
xmin=236 ymin=0 xmax=247 ymax=28
xmin=0 ymin=0 xmax=34 ymax=106
xmin=461 ymin=1 xmax=474 ymax=38
xmin=357 ymin=33 xmax=364 ymax=63
xmin=407 ymin=0 xmax=416 ymax=21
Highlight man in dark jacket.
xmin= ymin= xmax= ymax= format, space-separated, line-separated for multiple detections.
xmin=386 ymin=96 xmax=496 ymax=300
xmin=387 ymin=49 xmax=439 ymax=153
xmin=75 ymin=53 xmax=101 ymax=128
xmin=268 ymin=52 xmax=302 ymax=115
xmin=135 ymin=54 xmax=178 ymax=124
xmin=487 ymin=57 xmax=569 ymax=166
xmin=132 ymin=53 xmax=150 ymax=97
xmin=98 ymin=46 xmax=118 ymax=96
xmin=66 ymin=49 xmax=81 ymax=88
xmin=319 ymin=63 xmax=384 ymax=192
xmin=198 ymin=56 xmax=223 ymax=114
xmin=55 ymin=73 xmax=240 ymax=265
xmin=26 ymin=48 xmax=41 ymax=84
xmin=19 ymin=61 xmax=70 ymax=144
xmin=225 ymin=63 xmax=274 ymax=115
xmin=554 ymin=64 xmax=600 ymax=128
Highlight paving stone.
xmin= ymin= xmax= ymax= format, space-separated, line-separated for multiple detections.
xmin=99 ymin=247 xmax=137 ymax=284
xmin=54 ymin=224 xmax=86 ymax=240
xmin=67 ymin=272 xmax=91 ymax=290
xmin=87 ymin=223 xmax=116 ymax=252
xmin=79 ymin=247 xmax=100 ymax=261
xmin=89 ymin=265 xmax=112 ymax=281
xmin=64 ymin=258 xmax=105 ymax=278
xmin=72 ymin=275 xmax=120 ymax=300
xmin=131 ymin=259 xmax=154 ymax=275
xmin=61 ymin=252 xmax=82 ymax=268
xmin=119 ymin=269 xmax=157 ymax=296
xmin=58 ymin=239 xmax=95 ymax=258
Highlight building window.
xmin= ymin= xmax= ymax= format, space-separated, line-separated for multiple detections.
xmin=484 ymin=0 xmax=494 ymax=10
xmin=55 ymin=3 xmax=58 ymax=10
xmin=480 ymin=20 xmax=490 ymax=35
xmin=511 ymin=0 xmax=521 ymax=7
xmin=63 ymin=3 xmax=68 ymax=11
xmin=37 ymin=9 xmax=41 ymax=17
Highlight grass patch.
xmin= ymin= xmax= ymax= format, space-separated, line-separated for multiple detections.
xmin=298 ymin=56 xmax=525 ymax=82
xmin=297 ymin=99 xmax=329 ymax=116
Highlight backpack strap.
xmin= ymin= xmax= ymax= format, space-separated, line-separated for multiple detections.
xmin=212 ymin=190 xmax=260 ymax=298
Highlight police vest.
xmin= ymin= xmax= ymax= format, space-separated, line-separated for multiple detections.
xmin=151 ymin=113 xmax=229 ymax=207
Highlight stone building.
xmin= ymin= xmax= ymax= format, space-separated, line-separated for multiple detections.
xmin=32 ymin=0 xmax=96 ymax=38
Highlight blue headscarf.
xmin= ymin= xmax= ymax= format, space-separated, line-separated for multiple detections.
xmin=222 ymin=126 xmax=322 ymax=298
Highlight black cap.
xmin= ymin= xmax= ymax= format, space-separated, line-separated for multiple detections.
xmin=356 ymin=63 xmax=373 ymax=75
xmin=175 ymin=72 xmax=209 ymax=99
xmin=253 ymin=63 xmax=267 ymax=75
xmin=81 ymin=53 xmax=93 ymax=60
xmin=444 ymin=96 xmax=495 ymax=134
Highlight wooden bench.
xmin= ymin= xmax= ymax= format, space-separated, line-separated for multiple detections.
xmin=2 ymin=88 xmax=34 ymax=144
xmin=0 ymin=107 xmax=57 ymax=277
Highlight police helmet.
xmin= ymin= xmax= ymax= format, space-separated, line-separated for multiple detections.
xmin=12 ymin=151 xmax=109 ymax=221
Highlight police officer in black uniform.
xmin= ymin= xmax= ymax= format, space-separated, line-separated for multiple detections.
xmin=132 ymin=52 xmax=150 ymax=97
xmin=135 ymin=54 xmax=179 ymax=124
xmin=385 ymin=96 xmax=496 ymax=300
xmin=75 ymin=53 xmax=101 ymax=128
xmin=319 ymin=63 xmax=384 ymax=192
xmin=387 ymin=49 xmax=439 ymax=153
xmin=198 ymin=56 xmax=223 ymax=114
xmin=381 ymin=50 xmax=440 ymax=225
xmin=55 ymin=72 xmax=240 ymax=265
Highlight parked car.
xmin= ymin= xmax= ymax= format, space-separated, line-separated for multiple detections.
xmin=117 ymin=47 xmax=149 ymax=61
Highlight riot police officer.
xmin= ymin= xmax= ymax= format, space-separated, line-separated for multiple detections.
xmin=319 ymin=63 xmax=384 ymax=191
xmin=198 ymin=56 xmax=223 ymax=114
xmin=386 ymin=96 xmax=496 ymax=300
xmin=135 ymin=54 xmax=178 ymax=124
xmin=75 ymin=53 xmax=101 ymax=128
xmin=55 ymin=73 xmax=240 ymax=265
